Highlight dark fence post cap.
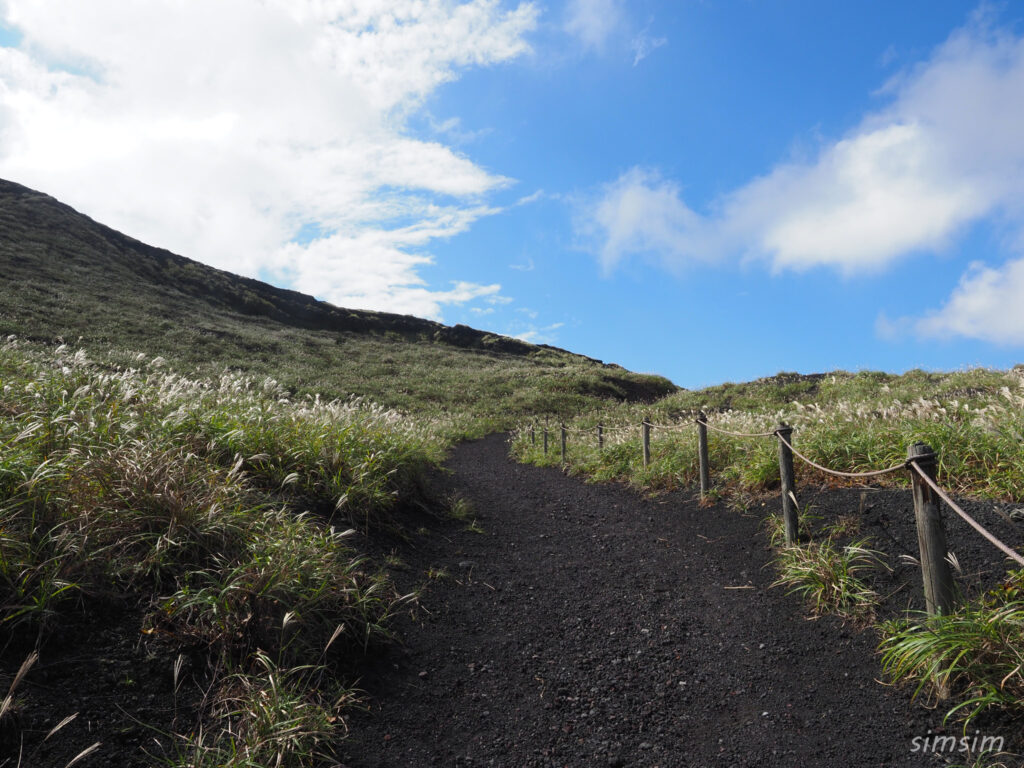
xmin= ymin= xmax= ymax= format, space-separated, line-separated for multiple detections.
xmin=907 ymin=442 xmax=936 ymax=463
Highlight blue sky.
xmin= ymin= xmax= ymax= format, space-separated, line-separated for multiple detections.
xmin=2 ymin=2 xmax=1024 ymax=388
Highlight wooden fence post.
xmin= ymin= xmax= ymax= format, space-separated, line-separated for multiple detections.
xmin=907 ymin=442 xmax=955 ymax=616
xmin=598 ymin=423 xmax=604 ymax=451
xmin=560 ymin=423 xmax=567 ymax=463
xmin=776 ymin=423 xmax=798 ymax=545
xmin=697 ymin=411 xmax=710 ymax=499
xmin=530 ymin=425 xmax=535 ymax=446
xmin=543 ymin=426 xmax=548 ymax=455
xmin=642 ymin=420 xmax=651 ymax=468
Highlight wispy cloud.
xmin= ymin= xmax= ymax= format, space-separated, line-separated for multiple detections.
xmin=0 ymin=0 xmax=538 ymax=320
xmin=564 ymin=0 xmax=665 ymax=65
xmin=577 ymin=167 xmax=708 ymax=274
xmin=631 ymin=30 xmax=667 ymax=66
xmin=515 ymin=189 xmax=545 ymax=206
xmin=578 ymin=11 xmax=1024 ymax=342
xmin=510 ymin=257 xmax=535 ymax=271
xmin=564 ymin=0 xmax=622 ymax=51
xmin=514 ymin=322 xmax=564 ymax=344
xmin=425 ymin=114 xmax=492 ymax=145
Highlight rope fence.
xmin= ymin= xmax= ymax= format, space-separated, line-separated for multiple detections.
xmin=773 ymin=429 xmax=906 ymax=480
xmin=520 ymin=411 xmax=1024 ymax=616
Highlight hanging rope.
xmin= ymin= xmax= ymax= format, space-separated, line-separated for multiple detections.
xmin=773 ymin=430 xmax=907 ymax=480
xmin=644 ymin=421 xmax=694 ymax=432
xmin=907 ymin=461 xmax=1024 ymax=567
xmin=701 ymin=420 xmax=778 ymax=439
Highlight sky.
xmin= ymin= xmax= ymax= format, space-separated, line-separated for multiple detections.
xmin=2 ymin=1 xmax=1024 ymax=389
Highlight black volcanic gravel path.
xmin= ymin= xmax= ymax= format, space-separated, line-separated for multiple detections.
xmin=339 ymin=434 xmax=1023 ymax=768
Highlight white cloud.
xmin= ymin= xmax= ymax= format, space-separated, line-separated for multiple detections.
xmin=280 ymin=225 xmax=504 ymax=320
xmin=581 ymin=14 xmax=1024 ymax=278
xmin=275 ymin=201 xmax=510 ymax=320
xmin=0 ymin=0 xmax=537 ymax=318
xmin=564 ymin=0 xmax=621 ymax=51
xmin=903 ymin=258 xmax=1024 ymax=344
xmin=728 ymin=122 xmax=985 ymax=274
xmin=580 ymin=167 xmax=707 ymax=273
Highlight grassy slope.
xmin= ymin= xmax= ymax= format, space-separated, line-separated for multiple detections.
xmin=514 ymin=367 xmax=1024 ymax=498
xmin=0 ymin=341 xmax=444 ymax=765
xmin=0 ymin=178 xmax=676 ymax=429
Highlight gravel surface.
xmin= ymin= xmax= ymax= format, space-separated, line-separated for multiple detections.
xmin=339 ymin=434 xmax=1024 ymax=768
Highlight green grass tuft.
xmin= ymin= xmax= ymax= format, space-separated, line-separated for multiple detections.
xmin=771 ymin=538 xmax=888 ymax=619
xmin=879 ymin=570 xmax=1024 ymax=725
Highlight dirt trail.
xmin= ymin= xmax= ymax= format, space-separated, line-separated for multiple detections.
xmin=339 ymin=434 xmax=1020 ymax=768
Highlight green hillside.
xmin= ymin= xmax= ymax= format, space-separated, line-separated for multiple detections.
xmin=0 ymin=178 xmax=676 ymax=429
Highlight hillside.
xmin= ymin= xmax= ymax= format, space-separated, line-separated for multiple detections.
xmin=0 ymin=178 xmax=676 ymax=424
